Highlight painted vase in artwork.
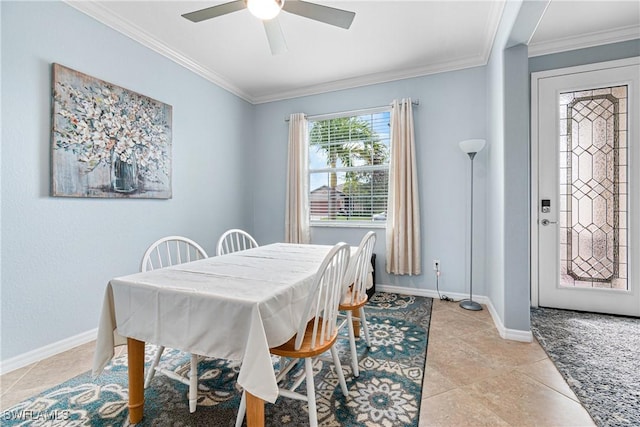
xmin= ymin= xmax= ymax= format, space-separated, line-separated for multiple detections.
xmin=111 ymin=150 xmax=138 ymax=193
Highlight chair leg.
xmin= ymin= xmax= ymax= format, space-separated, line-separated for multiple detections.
xmin=144 ymin=345 xmax=165 ymax=388
xmin=235 ymin=390 xmax=246 ymax=427
xmin=345 ymin=311 xmax=360 ymax=377
xmin=330 ymin=346 xmax=349 ymax=397
xmin=304 ymin=358 xmax=318 ymax=427
xmin=188 ymin=354 xmax=198 ymax=413
xmin=359 ymin=307 xmax=371 ymax=347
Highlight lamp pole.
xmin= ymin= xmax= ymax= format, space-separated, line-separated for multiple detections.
xmin=459 ymin=139 xmax=485 ymax=311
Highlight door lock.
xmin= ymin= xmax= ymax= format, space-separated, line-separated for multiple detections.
xmin=541 ymin=199 xmax=551 ymax=213
xmin=540 ymin=219 xmax=558 ymax=226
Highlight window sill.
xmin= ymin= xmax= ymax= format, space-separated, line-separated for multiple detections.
xmin=310 ymin=221 xmax=386 ymax=229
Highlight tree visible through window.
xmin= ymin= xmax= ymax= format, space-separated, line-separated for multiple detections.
xmin=308 ymin=109 xmax=390 ymax=223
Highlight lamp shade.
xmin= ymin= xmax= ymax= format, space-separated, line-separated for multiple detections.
xmin=247 ymin=0 xmax=284 ymax=20
xmin=459 ymin=139 xmax=486 ymax=154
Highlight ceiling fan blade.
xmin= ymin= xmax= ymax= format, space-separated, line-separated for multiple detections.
xmin=263 ymin=17 xmax=288 ymax=55
xmin=182 ymin=0 xmax=246 ymax=23
xmin=282 ymin=0 xmax=355 ymax=29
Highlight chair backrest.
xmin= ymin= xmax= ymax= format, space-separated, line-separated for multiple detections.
xmin=294 ymin=242 xmax=351 ymax=351
xmin=343 ymin=231 xmax=377 ymax=305
xmin=141 ymin=236 xmax=208 ymax=272
xmin=216 ymin=229 xmax=258 ymax=256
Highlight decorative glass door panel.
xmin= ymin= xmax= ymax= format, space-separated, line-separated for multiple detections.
xmin=559 ymin=86 xmax=628 ymax=290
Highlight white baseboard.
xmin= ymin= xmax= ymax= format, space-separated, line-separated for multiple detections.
xmin=376 ymin=283 xmax=490 ymax=304
xmin=375 ymin=284 xmax=532 ymax=342
xmin=0 ymin=285 xmax=534 ymax=375
xmin=484 ymin=299 xmax=533 ymax=342
xmin=0 ymin=328 xmax=98 ymax=375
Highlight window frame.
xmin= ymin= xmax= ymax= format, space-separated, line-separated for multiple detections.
xmin=307 ymin=107 xmax=391 ymax=228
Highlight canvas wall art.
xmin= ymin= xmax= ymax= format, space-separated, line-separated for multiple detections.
xmin=51 ymin=64 xmax=172 ymax=198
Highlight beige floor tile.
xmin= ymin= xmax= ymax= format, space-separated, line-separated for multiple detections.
xmin=0 ymin=364 xmax=38 ymax=410
xmin=428 ymin=308 xmax=494 ymax=339
xmin=1 ymin=385 xmax=51 ymax=410
xmin=462 ymin=370 xmax=595 ymax=426
xmin=430 ymin=299 xmax=456 ymax=312
xmin=421 ymin=364 xmax=458 ymax=399
xmin=460 ymin=328 xmax=548 ymax=368
xmin=420 ymin=388 xmax=511 ymax=426
xmin=453 ymin=304 xmax=494 ymax=325
xmin=0 ymin=364 xmax=36 ymax=394
xmin=517 ymin=358 xmax=581 ymax=402
xmin=426 ymin=339 xmax=510 ymax=387
xmin=29 ymin=342 xmax=94 ymax=382
xmin=0 ymin=342 xmax=95 ymax=411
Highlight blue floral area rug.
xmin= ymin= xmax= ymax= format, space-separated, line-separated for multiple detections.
xmin=3 ymin=293 xmax=431 ymax=426
xmin=531 ymin=307 xmax=640 ymax=427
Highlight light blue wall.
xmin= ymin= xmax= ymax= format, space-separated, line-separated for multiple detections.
xmin=503 ymin=43 xmax=531 ymax=331
xmin=0 ymin=1 xmax=254 ymax=360
xmin=485 ymin=0 xmax=522 ymax=326
xmin=529 ymin=39 xmax=640 ymax=73
xmin=252 ymin=68 xmax=487 ymax=294
xmin=485 ymin=0 xmax=544 ymax=332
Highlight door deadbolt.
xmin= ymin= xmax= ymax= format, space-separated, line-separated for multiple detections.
xmin=541 ymin=199 xmax=551 ymax=213
xmin=540 ymin=219 xmax=557 ymax=226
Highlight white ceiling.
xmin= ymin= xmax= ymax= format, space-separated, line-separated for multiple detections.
xmin=67 ymin=0 xmax=640 ymax=104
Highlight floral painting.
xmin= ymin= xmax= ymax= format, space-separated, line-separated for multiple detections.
xmin=51 ymin=64 xmax=172 ymax=198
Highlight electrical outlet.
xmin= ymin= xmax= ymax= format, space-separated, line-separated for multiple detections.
xmin=433 ymin=260 xmax=440 ymax=271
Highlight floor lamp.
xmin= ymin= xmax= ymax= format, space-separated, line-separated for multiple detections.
xmin=459 ymin=139 xmax=486 ymax=311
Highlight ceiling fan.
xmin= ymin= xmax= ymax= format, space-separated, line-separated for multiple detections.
xmin=182 ymin=0 xmax=355 ymax=55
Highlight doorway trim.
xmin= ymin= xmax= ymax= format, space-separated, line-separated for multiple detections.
xmin=530 ymin=56 xmax=640 ymax=308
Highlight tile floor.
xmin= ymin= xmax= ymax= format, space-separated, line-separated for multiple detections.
xmin=1 ymin=298 xmax=596 ymax=426
xmin=419 ymin=299 xmax=594 ymax=426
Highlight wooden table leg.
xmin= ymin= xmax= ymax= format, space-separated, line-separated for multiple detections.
xmin=127 ymin=338 xmax=145 ymax=424
xmin=350 ymin=308 xmax=361 ymax=338
xmin=246 ymin=391 xmax=265 ymax=427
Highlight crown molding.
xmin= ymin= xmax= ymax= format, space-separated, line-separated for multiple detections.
xmin=64 ymin=1 xmax=499 ymax=105
xmin=251 ymin=55 xmax=487 ymax=104
xmin=528 ymin=25 xmax=640 ymax=57
xmin=63 ymin=1 xmax=254 ymax=103
xmin=483 ymin=0 xmax=507 ymax=63
xmin=254 ymin=1 xmax=504 ymax=104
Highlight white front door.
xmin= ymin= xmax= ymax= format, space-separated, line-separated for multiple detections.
xmin=532 ymin=58 xmax=640 ymax=316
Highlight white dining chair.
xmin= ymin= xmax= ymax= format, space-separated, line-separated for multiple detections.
xmin=141 ymin=235 xmax=208 ymax=413
xmin=338 ymin=231 xmax=376 ymax=377
xmin=216 ymin=228 xmax=258 ymax=256
xmin=235 ymin=242 xmax=351 ymax=427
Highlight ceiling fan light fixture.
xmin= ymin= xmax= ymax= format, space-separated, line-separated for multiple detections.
xmin=247 ymin=0 xmax=284 ymax=20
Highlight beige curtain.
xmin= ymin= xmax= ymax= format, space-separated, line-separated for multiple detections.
xmin=386 ymin=99 xmax=421 ymax=275
xmin=285 ymin=113 xmax=310 ymax=244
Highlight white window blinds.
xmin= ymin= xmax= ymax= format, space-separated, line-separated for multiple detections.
xmin=308 ymin=109 xmax=390 ymax=224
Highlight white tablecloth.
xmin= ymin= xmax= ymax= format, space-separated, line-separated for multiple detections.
xmin=92 ymin=243 xmax=345 ymax=403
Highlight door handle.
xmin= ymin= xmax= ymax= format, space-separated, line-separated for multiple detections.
xmin=540 ymin=219 xmax=558 ymax=226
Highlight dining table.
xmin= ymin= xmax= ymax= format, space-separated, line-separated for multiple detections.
xmin=92 ymin=242 xmax=357 ymax=426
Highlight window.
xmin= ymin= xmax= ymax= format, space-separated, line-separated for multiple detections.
xmin=559 ymin=85 xmax=628 ymax=290
xmin=308 ymin=108 xmax=390 ymax=224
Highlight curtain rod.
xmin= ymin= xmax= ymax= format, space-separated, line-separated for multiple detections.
xmin=284 ymin=99 xmax=419 ymax=122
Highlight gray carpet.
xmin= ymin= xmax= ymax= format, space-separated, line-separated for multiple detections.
xmin=530 ymin=307 xmax=640 ymax=427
